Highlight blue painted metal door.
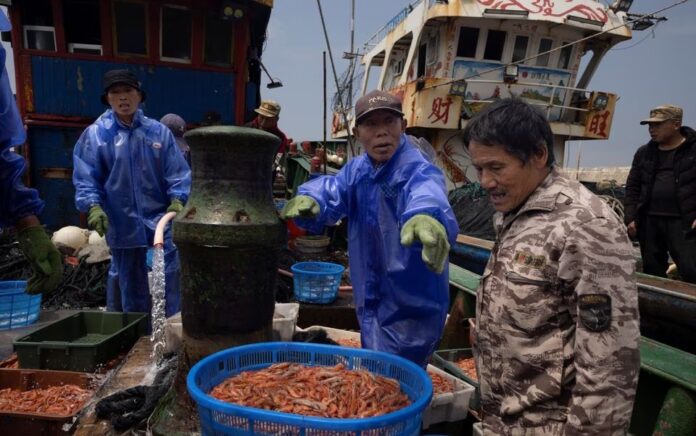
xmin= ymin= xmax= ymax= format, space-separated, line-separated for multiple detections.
xmin=28 ymin=126 xmax=82 ymax=230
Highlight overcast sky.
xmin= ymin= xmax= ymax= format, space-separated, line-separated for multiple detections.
xmin=261 ymin=0 xmax=696 ymax=168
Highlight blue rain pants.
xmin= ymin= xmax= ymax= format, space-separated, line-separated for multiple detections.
xmin=73 ymin=109 xmax=191 ymax=314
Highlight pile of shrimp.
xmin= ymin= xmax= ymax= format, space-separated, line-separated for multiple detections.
xmin=0 ymin=384 xmax=92 ymax=416
xmin=427 ymin=371 xmax=454 ymax=395
xmin=209 ymin=362 xmax=410 ymax=418
xmin=455 ymin=357 xmax=477 ymax=381
xmin=334 ymin=338 xmax=361 ymax=348
xmin=329 ymin=338 xmax=454 ymax=395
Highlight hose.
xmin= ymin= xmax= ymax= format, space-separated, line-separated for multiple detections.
xmin=154 ymin=212 xmax=177 ymax=248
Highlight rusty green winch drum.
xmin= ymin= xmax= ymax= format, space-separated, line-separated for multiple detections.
xmin=173 ymin=126 xmax=286 ymax=336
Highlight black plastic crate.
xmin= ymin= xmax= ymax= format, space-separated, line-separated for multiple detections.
xmin=13 ymin=311 xmax=147 ymax=372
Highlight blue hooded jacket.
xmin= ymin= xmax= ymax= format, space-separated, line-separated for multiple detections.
xmin=298 ymin=134 xmax=458 ymax=366
xmin=0 ymin=16 xmax=44 ymax=227
xmin=73 ymin=109 xmax=191 ymax=248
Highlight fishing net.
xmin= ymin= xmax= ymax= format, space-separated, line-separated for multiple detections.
xmin=448 ymin=182 xmax=496 ymax=241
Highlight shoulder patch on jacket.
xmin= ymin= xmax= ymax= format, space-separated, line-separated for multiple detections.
xmin=578 ymin=294 xmax=611 ymax=332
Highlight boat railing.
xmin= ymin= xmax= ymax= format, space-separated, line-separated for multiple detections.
xmin=363 ymin=0 xmax=423 ymax=50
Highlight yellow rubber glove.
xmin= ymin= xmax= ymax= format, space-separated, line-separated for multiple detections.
xmin=167 ymin=199 xmax=184 ymax=213
xmin=400 ymin=214 xmax=450 ymax=274
xmin=280 ymin=195 xmax=320 ymax=219
xmin=16 ymin=226 xmax=63 ymax=294
xmin=88 ymin=205 xmax=109 ymax=236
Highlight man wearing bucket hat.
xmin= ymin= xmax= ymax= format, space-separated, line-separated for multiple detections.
xmin=246 ymin=100 xmax=291 ymax=183
xmin=0 ymin=10 xmax=62 ymax=294
xmin=73 ymin=69 xmax=191 ymax=316
xmin=624 ymin=104 xmax=696 ymax=283
xmin=245 ymin=100 xmax=290 ymax=154
xmin=281 ymin=89 xmax=458 ymax=368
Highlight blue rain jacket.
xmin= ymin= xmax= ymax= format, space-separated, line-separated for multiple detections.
xmin=297 ymin=134 xmax=459 ymax=367
xmin=0 ymin=27 xmax=44 ymax=227
xmin=74 ymin=109 xmax=190 ymax=315
xmin=73 ymin=109 xmax=191 ymax=249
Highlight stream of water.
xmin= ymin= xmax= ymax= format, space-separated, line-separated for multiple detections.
xmin=150 ymin=246 xmax=167 ymax=364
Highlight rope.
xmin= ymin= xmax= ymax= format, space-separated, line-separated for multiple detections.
xmin=599 ymin=194 xmax=625 ymax=221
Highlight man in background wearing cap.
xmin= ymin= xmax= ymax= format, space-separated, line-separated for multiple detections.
xmin=0 ymin=9 xmax=62 ymax=294
xmin=73 ymin=69 xmax=191 ymax=316
xmin=245 ymin=100 xmax=290 ymax=154
xmin=161 ymin=113 xmax=191 ymax=166
xmin=281 ymin=89 xmax=458 ymax=368
xmin=245 ymin=100 xmax=290 ymax=184
xmin=624 ymin=105 xmax=696 ymax=283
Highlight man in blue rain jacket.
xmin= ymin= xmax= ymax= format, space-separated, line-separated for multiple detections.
xmin=282 ymin=90 xmax=458 ymax=367
xmin=73 ymin=70 xmax=191 ymax=316
xmin=0 ymin=10 xmax=62 ymax=294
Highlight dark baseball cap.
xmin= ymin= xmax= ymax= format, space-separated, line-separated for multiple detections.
xmin=160 ymin=113 xmax=186 ymax=137
xmin=355 ymin=90 xmax=404 ymax=123
xmin=101 ymin=69 xmax=146 ymax=105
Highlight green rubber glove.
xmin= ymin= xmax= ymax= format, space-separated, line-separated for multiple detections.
xmin=167 ymin=199 xmax=184 ymax=213
xmin=280 ymin=195 xmax=320 ymax=219
xmin=400 ymin=214 xmax=450 ymax=274
xmin=88 ymin=205 xmax=109 ymax=237
xmin=16 ymin=226 xmax=63 ymax=294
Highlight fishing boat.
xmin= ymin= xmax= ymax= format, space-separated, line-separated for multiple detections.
xmin=3 ymin=0 xmax=276 ymax=230
xmin=332 ymin=0 xmax=640 ymax=186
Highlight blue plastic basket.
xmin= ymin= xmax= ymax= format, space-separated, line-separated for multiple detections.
xmin=291 ymin=261 xmax=344 ymax=304
xmin=274 ymin=199 xmax=287 ymax=212
xmin=187 ymin=342 xmax=432 ymax=436
xmin=0 ymin=281 xmax=41 ymax=330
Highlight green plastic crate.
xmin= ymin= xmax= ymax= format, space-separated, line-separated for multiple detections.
xmin=432 ymin=348 xmax=480 ymax=411
xmin=13 ymin=311 xmax=147 ymax=372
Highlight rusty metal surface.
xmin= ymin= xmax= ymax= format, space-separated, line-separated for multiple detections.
xmin=637 ymin=273 xmax=696 ymax=302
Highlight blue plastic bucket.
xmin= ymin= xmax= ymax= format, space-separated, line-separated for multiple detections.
xmin=0 ymin=281 xmax=41 ymax=330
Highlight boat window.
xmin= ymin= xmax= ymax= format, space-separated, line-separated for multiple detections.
xmin=365 ymin=52 xmax=384 ymax=91
xmin=204 ymin=13 xmax=234 ymax=66
xmin=161 ymin=5 xmax=192 ymax=62
xmin=557 ymin=42 xmax=573 ymax=69
xmin=21 ymin=0 xmax=53 ymax=26
xmin=426 ymin=31 xmax=439 ymax=65
xmin=456 ymin=26 xmax=479 ymax=58
xmin=483 ymin=30 xmax=506 ymax=61
xmin=62 ymin=0 xmax=102 ymax=54
xmin=21 ymin=0 xmax=56 ymax=51
xmin=511 ymin=35 xmax=529 ymax=64
xmin=536 ymin=38 xmax=553 ymax=67
xmin=386 ymin=54 xmax=405 ymax=88
xmin=417 ymin=44 xmax=426 ymax=78
xmin=114 ymin=1 xmax=147 ymax=56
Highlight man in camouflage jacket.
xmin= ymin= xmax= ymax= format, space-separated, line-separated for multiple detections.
xmin=463 ymin=99 xmax=640 ymax=435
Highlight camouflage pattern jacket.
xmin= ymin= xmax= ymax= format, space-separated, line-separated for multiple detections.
xmin=474 ymin=169 xmax=640 ymax=435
